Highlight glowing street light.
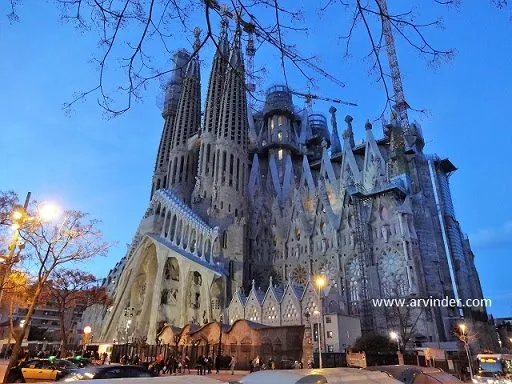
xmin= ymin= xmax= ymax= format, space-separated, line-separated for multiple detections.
xmin=0 ymin=195 xmax=63 ymax=308
xmin=390 ymin=331 xmax=401 ymax=364
xmin=314 ymin=275 xmax=327 ymax=369
xmin=38 ymin=203 xmax=62 ymax=222
xmin=459 ymin=323 xmax=473 ymax=380
xmin=84 ymin=326 xmax=92 ymax=335
xmin=315 ymin=276 xmax=326 ymax=290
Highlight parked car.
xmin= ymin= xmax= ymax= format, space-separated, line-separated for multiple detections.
xmin=6 ymin=358 xmax=78 ymax=383
xmin=230 ymin=368 xmax=401 ymax=384
xmin=365 ymin=365 xmax=463 ymax=383
xmin=58 ymin=365 xmax=156 ymax=381
xmin=65 ymin=357 xmax=94 ymax=368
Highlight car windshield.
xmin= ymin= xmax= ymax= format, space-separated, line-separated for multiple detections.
xmin=479 ymin=360 xmax=503 ymax=373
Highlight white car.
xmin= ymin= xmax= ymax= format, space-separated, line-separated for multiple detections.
xmin=230 ymin=368 xmax=402 ymax=384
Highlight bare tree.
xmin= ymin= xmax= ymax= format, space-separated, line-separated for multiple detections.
xmin=2 ymin=209 xmax=110 ymax=384
xmin=6 ymin=1 xmax=460 ymax=118
xmin=39 ymin=268 xmax=110 ymax=357
xmin=378 ymin=275 xmax=425 ymax=353
xmin=0 ymin=191 xmax=18 ymax=227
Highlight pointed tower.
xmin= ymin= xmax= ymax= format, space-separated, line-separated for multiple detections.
xmin=210 ymin=21 xmax=250 ymax=297
xmin=192 ymin=14 xmax=230 ymax=217
xmin=166 ymin=28 xmax=202 ymax=203
xmin=329 ymin=106 xmax=341 ymax=154
xmin=150 ymin=50 xmax=190 ymax=199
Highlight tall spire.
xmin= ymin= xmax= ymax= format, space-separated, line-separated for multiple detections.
xmin=329 ymin=106 xmax=341 ymax=154
xmin=209 ymin=14 xmax=250 ymax=294
xmin=165 ymin=28 xmax=202 ymax=203
xmin=192 ymin=15 xmax=230 ymax=217
xmin=150 ymin=50 xmax=190 ymax=200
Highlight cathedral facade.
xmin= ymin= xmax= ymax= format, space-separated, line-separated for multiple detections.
xmin=98 ymin=22 xmax=488 ymax=348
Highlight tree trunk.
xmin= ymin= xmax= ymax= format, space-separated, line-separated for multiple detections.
xmin=59 ymin=311 xmax=68 ymax=358
xmin=3 ymin=277 xmax=46 ymax=384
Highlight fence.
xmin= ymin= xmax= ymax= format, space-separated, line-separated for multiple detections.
xmin=111 ymin=342 xmax=302 ymax=371
xmin=313 ymin=352 xmax=346 ymax=368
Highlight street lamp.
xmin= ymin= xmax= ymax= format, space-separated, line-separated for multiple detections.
xmin=83 ymin=326 xmax=92 ymax=355
xmin=37 ymin=203 xmax=62 ymax=222
xmin=218 ymin=314 xmax=224 ymax=357
xmin=314 ymin=275 xmax=327 ymax=369
xmin=0 ymin=194 xmax=61 ymax=307
xmin=459 ymin=323 xmax=473 ymax=380
xmin=390 ymin=331 xmax=402 ymax=365
xmin=390 ymin=331 xmax=399 ymax=351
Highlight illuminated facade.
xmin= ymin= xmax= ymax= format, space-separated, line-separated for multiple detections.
xmin=98 ymin=22 xmax=489 ymax=349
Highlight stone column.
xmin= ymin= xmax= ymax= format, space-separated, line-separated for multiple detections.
xmin=178 ymin=262 xmax=191 ymax=326
xmin=398 ymin=214 xmax=414 ymax=291
xmin=210 ymin=237 xmax=217 ymax=264
xmin=146 ymin=247 xmax=165 ymax=342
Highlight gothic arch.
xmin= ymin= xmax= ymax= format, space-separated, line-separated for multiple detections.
xmin=164 ymin=257 xmax=180 ymax=282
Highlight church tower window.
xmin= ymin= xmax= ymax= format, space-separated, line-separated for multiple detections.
xmin=222 ymin=231 xmax=228 ymax=248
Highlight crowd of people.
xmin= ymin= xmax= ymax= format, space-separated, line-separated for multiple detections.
xmin=145 ymin=353 xmax=239 ymax=376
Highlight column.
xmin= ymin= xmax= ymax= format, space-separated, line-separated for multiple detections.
xmin=146 ymin=248 xmax=165 ymax=342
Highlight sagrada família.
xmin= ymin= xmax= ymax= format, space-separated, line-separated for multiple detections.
xmin=93 ymin=19 xmax=489 ymax=349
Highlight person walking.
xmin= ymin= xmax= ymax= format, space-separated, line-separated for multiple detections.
xmin=215 ymin=354 xmax=221 ymax=374
xmin=229 ymin=355 xmax=237 ymax=375
xmin=196 ymin=355 xmax=204 ymax=375
xmin=184 ymin=355 xmax=191 ymax=374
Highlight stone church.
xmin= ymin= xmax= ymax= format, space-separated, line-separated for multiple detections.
xmin=97 ymin=19 xmax=489 ymax=348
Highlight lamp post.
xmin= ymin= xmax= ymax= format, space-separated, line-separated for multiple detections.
xmin=390 ymin=331 xmax=403 ymax=365
xmin=217 ymin=314 xmax=224 ymax=358
xmin=83 ymin=326 xmax=92 ymax=356
xmin=0 ymin=193 xmax=60 ymax=307
xmin=459 ymin=323 xmax=473 ymax=380
xmin=314 ymin=274 xmax=327 ymax=369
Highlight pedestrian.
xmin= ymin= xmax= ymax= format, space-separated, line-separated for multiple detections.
xmin=101 ymin=352 xmax=108 ymax=365
xmin=196 ymin=355 xmax=204 ymax=375
xmin=184 ymin=355 xmax=191 ymax=373
xmin=229 ymin=355 xmax=236 ymax=375
xmin=215 ymin=355 xmax=221 ymax=374
xmin=205 ymin=355 xmax=211 ymax=374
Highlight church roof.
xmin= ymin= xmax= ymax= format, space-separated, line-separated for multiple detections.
xmin=154 ymin=189 xmax=212 ymax=233
xmin=147 ymin=234 xmax=225 ymax=276
xmin=235 ymin=289 xmax=247 ymax=306
xmin=290 ymin=284 xmax=305 ymax=299
xmin=254 ymin=288 xmax=265 ymax=304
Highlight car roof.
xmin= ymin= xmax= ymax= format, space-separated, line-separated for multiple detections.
xmin=239 ymin=368 xmax=401 ymax=384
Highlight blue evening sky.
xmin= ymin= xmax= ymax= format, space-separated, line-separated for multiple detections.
xmin=1 ymin=2 xmax=511 ymax=316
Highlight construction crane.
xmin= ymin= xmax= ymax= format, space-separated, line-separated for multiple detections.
xmin=290 ymin=89 xmax=357 ymax=107
xmin=377 ymin=0 xmax=415 ymax=152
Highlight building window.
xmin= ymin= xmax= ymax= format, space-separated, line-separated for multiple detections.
xmin=222 ymin=231 xmax=228 ymax=248
xmin=278 ymin=150 xmax=283 ymax=160
xmin=325 ymin=316 xmax=331 ymax=324
xmin=327 ymin=331 xmax=333 ymax=338
xmin=277 ymin=131 xmax=283 ymax=141
xmin=327 ymin=345 xmax=334 ymax=352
